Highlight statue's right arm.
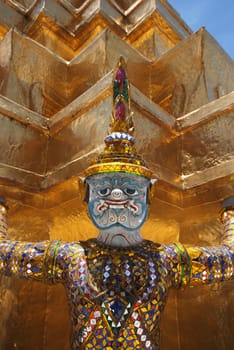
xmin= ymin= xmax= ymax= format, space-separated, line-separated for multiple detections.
xmin=0 ymin=200 xmax=84 ymax=284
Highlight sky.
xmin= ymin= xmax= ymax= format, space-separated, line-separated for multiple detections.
xmin=168 ymin=0 xmax=234 ymax=59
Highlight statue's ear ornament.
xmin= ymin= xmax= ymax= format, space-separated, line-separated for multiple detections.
xmin=148 ymin=179 xmax=158 ymax=204
xmin=83 ymin=56 xmax=153 ymax=181
xmin=78 ymin=177 xmax=89 ymax=203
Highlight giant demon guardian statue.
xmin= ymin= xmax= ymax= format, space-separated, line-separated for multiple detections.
xmin=0 ymin=57 xmax=233 ymax=350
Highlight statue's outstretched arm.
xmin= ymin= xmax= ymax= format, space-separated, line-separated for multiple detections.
xmin=0 ymin=199 xmax=84 ymax=284
xmin=187 ymin=200 xmax=233 ymax=286
xmin=159 ymin=199 xmax=234 ymax=289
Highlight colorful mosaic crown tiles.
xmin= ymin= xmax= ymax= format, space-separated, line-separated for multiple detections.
xmin=84 ymin=57 xmax=152 ymax=179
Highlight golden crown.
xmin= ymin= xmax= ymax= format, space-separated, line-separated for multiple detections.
xmin=84 ymin=57 xmax=152 ymax=179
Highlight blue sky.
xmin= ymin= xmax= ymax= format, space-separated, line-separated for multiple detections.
xmin=168 ymin=0 xmax=234 ymax=59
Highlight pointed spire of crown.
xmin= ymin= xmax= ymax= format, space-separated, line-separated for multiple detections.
xmin=84 ymin=57 xmax=152 ymax=179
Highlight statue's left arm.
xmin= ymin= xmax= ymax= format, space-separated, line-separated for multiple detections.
xmin=187 ymin=203 xmax=233 ymax=286
xmin=160 ymin=201 xmax=233 ymax=289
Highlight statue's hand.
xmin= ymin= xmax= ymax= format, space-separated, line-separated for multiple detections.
xmin=0 ymin=197 xmax=6 ymax=206
xmin=220 ymin=196 xmax=234 ymax=249
xmin=0 ymin=197 xmax=8 ymax=240
xmin=221 ymin=196 xmax=234 ymax=210
xmin=221 ymin=196 xmax=234 ymax=224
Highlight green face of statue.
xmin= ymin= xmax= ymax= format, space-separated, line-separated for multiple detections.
xmin=86 ymin=173 xmax=150 ymax=232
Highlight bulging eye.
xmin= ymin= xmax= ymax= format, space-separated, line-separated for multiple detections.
xmin=98 ymin=188 xmax=111 ymax=196
xmin=124 ymin=188 xmax=138 ymax=196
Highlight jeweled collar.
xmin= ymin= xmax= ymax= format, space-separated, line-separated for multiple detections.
xmin=82 ymin=238 xmax=161 ymax=258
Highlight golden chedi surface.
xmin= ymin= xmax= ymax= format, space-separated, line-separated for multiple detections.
xmin=0 ymin=1 xmax=233 ymax=350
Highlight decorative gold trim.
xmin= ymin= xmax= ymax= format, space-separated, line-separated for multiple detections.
xmin=84 ymin=162 xmax=152 ymax=179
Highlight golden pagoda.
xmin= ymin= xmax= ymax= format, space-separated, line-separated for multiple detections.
xmin=0 ymin=1 xmax=233 ymax=349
